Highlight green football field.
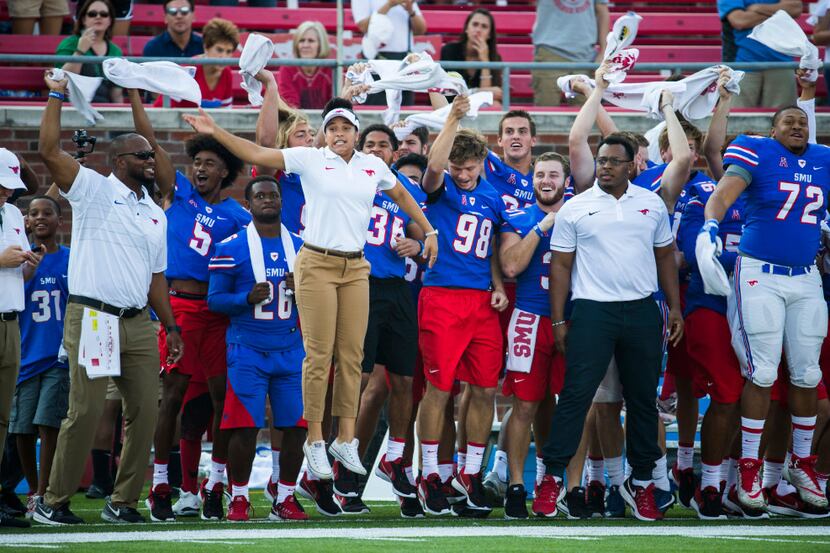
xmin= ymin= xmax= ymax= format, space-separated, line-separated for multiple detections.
xmin=3 ymin=491 xmax=830 ymax=552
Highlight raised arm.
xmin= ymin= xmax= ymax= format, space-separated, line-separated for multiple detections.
xmin=656 ymin=90 xmax=692 ymax=212
xmin=702 ymin=69 xmax=733 ymax=181
xmin=796 ymin=69 xmax=817 ymax=144
xmin=38 ymin=74 xmax=79 ymax=193
xmin=129 ymin=89 xmax=175 ymax=204
xmin=569 ymin=64 xmax=611 ymax=193
xmin=19 ymin=156 xmax=40 ymax=197
xmin=421 ymin=95 xmax=468 ymax=194
xmin=254 ymin=70 xmax=281 ymax=176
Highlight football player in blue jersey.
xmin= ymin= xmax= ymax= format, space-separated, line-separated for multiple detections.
xmin=129 ymin=89 xmax=251 ymax=522
xmin=485 ymin=111 xmax=536 ymax=209
xmin=395 ymin=127 xmax=430 ymax=160
xmin=703 ymin=101 xmax=830 ymax=513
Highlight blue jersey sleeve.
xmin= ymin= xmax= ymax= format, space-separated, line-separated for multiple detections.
xmin=207 ymin=242 xmax=249 ymax=316
xmin=723 ymin=135 xmax=761 ymax=178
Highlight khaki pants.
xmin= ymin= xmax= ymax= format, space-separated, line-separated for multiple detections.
xmin=532 ymin=47 xmax=588 ymax=107
xmin=294 ymin=247 xmax=370 ymax=422
xmin=44 ymin=302 xmax=159 ymax=508
xmin=733 ymin=69 xmax=797 ymax=109
xmin=0 ymin=319 xmax=21 ymax=466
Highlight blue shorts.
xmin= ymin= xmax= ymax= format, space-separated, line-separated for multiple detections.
xmin=221 ymin=343 xmax=304 ymax=430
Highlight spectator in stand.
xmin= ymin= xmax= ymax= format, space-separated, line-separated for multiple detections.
xmin=55 ymin=0 xmax=123 ymax=104
xmin=717 ymin=0 xmax=801 ymax=108
xmin=9 ymin=0 xmax=67 ymax=35
xmin=531 ymin=0 xmax=609 ymax=106
xmin=154 ymin=18 xmax=239 ymax=109
xmin=74 ymin=0 xmax=133 ymax=37
xmin=277 ymin=21 xmax=334 ymax=110
xmin=352 ymin=0 xmax=427 ymax=61
xmin=439 ymin=8 xmax=503 ymax=103
xmin=143 ymin=0 xmax=203 ymax=59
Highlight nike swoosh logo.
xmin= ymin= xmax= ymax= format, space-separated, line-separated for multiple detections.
xmin=814 ymin=167 xmax=824 ymax=170
xmin=114 ymin=200 xmax=126 ymax=205
xmin=428 ymin=368 xmax=439 ymax=374
xmin=588 ymin=211 xmax=600 ymax=216
xmin=62 ymin=274 xmax=68 ymax=278
xmin=216 ymin=216 xmax=228 ymax=220
xmin=325 ymin=167 xmax=335 ymax=171
xmin=514 ymin=378 xmax=526 ymax=383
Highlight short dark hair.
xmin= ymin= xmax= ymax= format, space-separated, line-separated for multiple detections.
xmin=358 ymin=124 xmax=399 ymax=151
xmin=772 ymin=105 xmax=808 ymax=127
xmin=498 ymin=110 xmax=536 ymax=137
xmin=535 ymin=152 xmax=570 ymax=179
xmin=163 ymin=0 xmax=194 ymax=11
xmin=597 ymin=135 xmax=636 ymax=162
xmin=322 ymin=97 xmax=354 ymax=117
xmin=612 ymin=131 xmax=648 ymax=149
xmin=406 ymin=127 xmax=430 ymax=149
xmin=394 ymin=153 xmax=428 ymax=175
xmin=28 ymin=195 xmax=62 ymax=216
xmin=185 ymin=134 xmax=243 ymax=189
xmin=244 ymin=175 xmax=280 ymax=202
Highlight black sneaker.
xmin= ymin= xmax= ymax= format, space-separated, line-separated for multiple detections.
xmin=504 ymin=484 xmax=529 ymax=520
xmin=1 ymin=491 xmax=26 ymax=516
xmin=297 ymin=473 xmax=342 ymax=517
xmin=200 ymin=479 xmax=225 ymax=521
xmin=333 ymin=461 xmax=360 ymax=498
xmin=561 ymin=486 xmax=592 ymax=519
xmin=337 ymin=495 xmax=370 ymax=514
xmin=32 ymin=497 xmax=83 ymax=526
xmin=399 ymin=496 xmax=425 ymax=518
xmin=671 ymin=464 xmax=696 ymax=508
xmin=375 ymin=455 xmax=418 ymax=498
xmin=85 ymin=483 xmax=112 ymax=500
xmin=450 ymin=499 xmax=491 ymax=518
xmin=101 ymin=499 xmax=145 ymax=523
xmin=0 ymin=509 xmax=30 ymax=528
xmin=418 ymin=473 xmax=450 ymax=515
xmin=451 ymin=471 xmax=492 ymax=511
xmin=586 ymin=481 xmax=606 ymax=518
xmin=145 ymin=483 xmax=176 ymax=522
xmin=691 ymin=486 xmax=727 ymax=520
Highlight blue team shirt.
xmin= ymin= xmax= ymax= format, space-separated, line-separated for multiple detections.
xmin=19 ymin=246 xmax=70 ymax=383
xmin=423 ymin=172 xmax=508 ymax=290
xmin=723 ymin=135 xmax=830 ymax=267
xmin=207 ymin=231 xmax=304 ymax=352
xmin=279 ymin=172 xmax=306 ymax=236
xmin=166 ymin=172 xmax=251 ymax=282
xmin=717 ymin=0 xmax=792 ymax=63
xmin=501 ymin=205 xmax=553 ymax=317
xmin=677 ymin=182 xmax=745 ymax=316
xmin=484 ymin=151 xmax=535 ymax=209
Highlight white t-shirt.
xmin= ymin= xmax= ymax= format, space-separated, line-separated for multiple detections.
xmin=61 ymin=166 xmax=167 ymax=309
xmin=551 ymin=182 xmax=673 ymax=302
xmin=351 ymin=0 xmax=422 ymax=54
xmin=282 ymin=147 xmax=397 ymax=252
xmin=0 ymin=202 xmax=30 ymax=312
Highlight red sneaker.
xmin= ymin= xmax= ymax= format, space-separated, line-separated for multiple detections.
xmin=531 ymin=475 xmax=561 ymax=517
xmin=737 ymin=458 xmax=766 ymax=510
xmin=788 ymin=454 xmax=829 ymax=509
xmin=264 ymin=480 xmax=278 ymax=503
xmin=226 ymin=496 xmax=251 ymax=522
xmin=767 ymin=485 xmax=830 ymax=519
xmin=269 ymin=495 xmax=309 ymax=521
xmin=375 ymin=455 xmax=417 ymax=498
xmin=620 ymin=478 xmax=663 ymax=522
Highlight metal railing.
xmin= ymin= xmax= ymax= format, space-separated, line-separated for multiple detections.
xmin=0 ymin=53 xmax=805 ymax=111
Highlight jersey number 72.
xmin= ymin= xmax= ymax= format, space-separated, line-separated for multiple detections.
xmin=776 ymin=181 xmax=824 ymax=224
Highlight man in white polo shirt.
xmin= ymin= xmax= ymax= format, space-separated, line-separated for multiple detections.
xmin=33 ymin=74 xmax=184 ymax=526
xmin=533 ymin=136 xmax=683 ymax=522
xmin=0 ymin=149 xmax=42 ymax=529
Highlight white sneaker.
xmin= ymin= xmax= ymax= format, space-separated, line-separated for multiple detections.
xmin=329 ymin=439 xmax=366 ymax=476
xmin=788 ymin=454 xmax=829 ymax=508
xmin=304 ymin=440 xmax=333 ymax=480
xmin=172 ymin=490 xmax=202 ymax=517
xmin=483 ymin=470 xmax=508 ymax=500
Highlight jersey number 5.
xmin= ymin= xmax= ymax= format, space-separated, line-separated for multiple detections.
xmin=253 ymin=281 xmax=292 ymax=320
xmin=189 ymin=222 xmax=213 ymax=256
xmin=776 ymin=181 xmax=824 ymax=224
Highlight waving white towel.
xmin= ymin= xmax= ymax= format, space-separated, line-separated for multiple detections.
xmin=239 ymin=33 xmax=276 ymax=106
xmin=393 ymin=91 xmax=494 ymax=140
xmin=643 ymin=65 xmax=744 ymax=120
xmin=808 ymin=0 xmax=830 ymax=26
xmin=362 ymin=11 xmax=394 ymax=60
xmin=695 ymin=233 xmax=731 ymax=296
xmin=603 ymin=12 xmax=643 ymax=84
xmin=644 ymin=121 xmax=666 ymax=163
xmin=748 ymin=10 xmax=822 ymax=82
xmin=555 ymin=74 xmax=686 ymax=119
xmin=246 ymin=223 xmax=297 ymax=303
xmin=797 ymin=97 xmax=817 ymax=144
xmin=103 ymin=58 xmax=201 ymax=104
xmin=47 ymin=68 xmax=103 ymax=126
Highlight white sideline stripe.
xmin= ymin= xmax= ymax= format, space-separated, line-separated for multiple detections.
xmin=3 ymin=526 xmax=830 ymax=545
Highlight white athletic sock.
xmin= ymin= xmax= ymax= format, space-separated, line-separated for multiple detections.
xmin=719 ymin=457 xmax=730 ymax=488
xmin=791 ymin=415 xmax=817 ymax=458
xmin=762 ymin=459 xmax=785 ymax=490
xmin=605 ymin=456 xmax=625 ymax=487
xmin=653 ymin=455 xmax=670 ymax=491
xmin=677 ymin=443 xmax=695 ymax=471
xmin=776 ymin=478 xmax=797 ymax=496
xmin=535 ymin=454 xmax=545 ymax=486
xmin=421 ymin=441 xmax=439 ymax=477
xmin=270 ymin=448 xmax=281 ymax=485
xmin=386 ymin=437 xmax=405 ymax=462
xmin=405 ymin=463 xmax=417 ymax=485
xmin=740 ymin=417 xmax=765 ymax=460
xmin=701 ymin=462 xmax=721 ymax=490
xmin=624 ymin=458 xmax=633 ymax=480
xmin=725 ymin=457 xmax=738 ymax=493
xmin=493 ymin=449 xmax=508 ymax=482
xmin=587 ymin=456 xmax=604 ymax=485
xmin=437 ymin=461 xmax=454 ymax=483
xmin=153 ymin=461 xmax=169 ymax=489
xmin=206 ymin=458 xmax=227 ymax=490
xmin=276 ymin=480 xmax=295 ymax=504
xmin=816 ymin=471 xmax=829 ymax=494
xmin=232 ymin=481 xmax=249 ymax=500
xmin=464 ymin=442 xmax=486 ymax=475
xmin=457 ymin=449 xmax=466 ymax=473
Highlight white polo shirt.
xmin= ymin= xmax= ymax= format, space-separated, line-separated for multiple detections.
xmin=282 ymin=147 xmax=397 ymax=252
xmin=0 ymin=202 xmax=30 ymax=312
xmin=351 ymin=0 xmax=422 ymax=53
xmin=61 ymin=166 xmax=167 ymax=309
xmin=551 ymin=182 xmax=673 ymax=302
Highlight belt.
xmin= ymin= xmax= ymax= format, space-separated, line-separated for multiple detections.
xmin=760 ymin=263 xmax=811 ymax=276
xmin=303 ymin=243 xmax=364 ymax=259
xmin=169 ymin=289 xmax=206 ymax=300
xmin=0 ymin=312 xmax=17 ymax=321
xmin=68 ymin=295 xmax=145 ymax=318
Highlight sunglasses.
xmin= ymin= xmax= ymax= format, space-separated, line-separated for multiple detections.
xmin=165 ymin=6 xmax=191 ymax=16
xmin=117 ymin=151 xmax=156 ymax=160
xmin=85 ymin=10 xmax=110 ymax=18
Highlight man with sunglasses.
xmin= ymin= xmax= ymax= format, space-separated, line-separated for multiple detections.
xmin=142 ymin=0 xmax=202 ymax=59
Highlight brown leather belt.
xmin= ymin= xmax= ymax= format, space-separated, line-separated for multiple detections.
xmin=303 ymin=243 xmax=364 ymax=259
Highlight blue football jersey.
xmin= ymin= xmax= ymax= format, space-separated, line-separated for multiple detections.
xmin=423 ymin=172 xmax=507 ymax=290
xmin=484 ymin=150 xmax=535 ymax=209
xmin=500 ymin=205 xmax=553 ymax=317
xmin=677 ymin=182 xmax=745 ymax=317
xmin=166 ymin=172 xmax=252 ymax=282
xmin=280 ymin=171 xmax=306 ymax=236
xmin=19 ymin=246 xmax=70 ymax=383
xmin=723 ymin=135 xmax=830 ymax=267
xmin=207 ymin=231 xmax=303 ymax=352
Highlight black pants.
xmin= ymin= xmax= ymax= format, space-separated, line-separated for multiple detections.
xmin=542 ymin=298 xmax=663 ymax=481
xmin=361 ymin=277 xmax=417 ymax=376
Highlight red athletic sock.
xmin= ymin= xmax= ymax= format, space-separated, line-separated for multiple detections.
xmin=179 ymin=438 xmax=201 ymax=494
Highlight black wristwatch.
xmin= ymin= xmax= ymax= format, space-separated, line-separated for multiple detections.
xmin=166 ymin=324 xmax=182 ymax=334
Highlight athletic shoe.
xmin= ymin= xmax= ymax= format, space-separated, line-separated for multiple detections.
xmin=670 ymin=464 xmax=695 ymax=508
xmin=418 ymin=473 xmax=451 ymax=516
xmin=25 ymin=494 xmax=39 ymax=520
xmin=199 ymin=479 xmax=225 ymax=521
xmin=145 ymin=484 xmax=176 ymax=522
xmin=399 ymin=496 xmax=425 ymax=518
xmin=620 ymin=477 xmax=663 ymax=522
xmin=586 ymin=481 xmax=605 ymax=518
xmin=263 ymin=480 xmax=278 ymax=504
xmin=337 ymin=495 xmax=370 ymax=514
xmin=303 ymin=440 xmax=333 ymax=480
xmin=226 ymin=496 xmax=251 ymax=522
xmin=737 ymin=457 xmax=766 ymax=511
xmin=172 ymin=490 xmax=201 ymax=517
xmin=604 ymin=484 xmax=626 ymax=518
xmin=375 ymin=455 xmax=417 ymax=498
xmin=32 ymin=497 xmax=83 ymax=526
xmin=1 ymin=491 xmax=26 ymax=516
xmin=333 ymin=461 xmax=360 ymax=498
xmin=504 ymin=484 xmax=529 ymax=520
xmin=654 ymin=486 xmax=676 ymax=513
xmin=297 ymin=474 xmax=341 ymax=516
xmin=482 ymin=470 xmax=508 ymax=503
xmin=788 ymin=454 xmax=829 ymax=509
xmin=442 ymin=476 xmax=465 ymax=504
xmin=451 ymin=471 xmax=492 ymax=511
xmin=101 ymin=498 xmax=145 ymax=523
xmin=0 ymin=509 xmax=30 ymax=528
xmin=329 ymin=439 xmax=366 ymax=476
xmin=560 ymin=486 xmax=591 ymax=520
xmin=450 ymin=499 xmax=491 ymax=518
xmin=691 ymin=486 xmax=727 ymax=520
xmin=269 ymin=495 xmax=308 ymax=521
xmin=766 ymin=486 xmax=830 ymax=519
xmin=723 ymin=485 xmax=768 ymax=520
xmin=532 ymin=475 xmax=561 ymax=517
xmin=84 ymin=483 xmax=111 ymax=500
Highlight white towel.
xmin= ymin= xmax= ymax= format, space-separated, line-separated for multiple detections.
xmin=748 ymin=10 xmax=822 ymax=82
xmin=797 ymin=97 xmax=817 ymax=144
xmin=103 ymin=58 xmax=201 ymax=104
xmin=643 ymin=65 xmax=744 ymax=120
xmin=246 ymin=223 xmax=296 ymax=302
xmin=603 ymin=11 xmax=643 ymax=84
xmin=392 ymin=91 xmax=494 ymax=140
xmin=362 ymin=11 xmax=394 ymax=60
xmin=695 ymin=233 xmax=731 ymax=296
xmin=79 ymin=308 xmax=121 ymax=379
xmin=808 ymin=0 xmax=830 ymax=26
xmin=604 ymin=49 xmax=640 ymax=85
xmin=47 ymin=68 xmax=103 ymax=126
xmin=644 ymin=121 xmax=666 ymax=163
xmin=239 ymin=33 xmax=276 ymax=107
xmin=555 ymin=74 xmax=687 ymax=119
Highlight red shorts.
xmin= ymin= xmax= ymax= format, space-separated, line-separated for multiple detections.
xmin=418 ymin=287 xmax=503 ymax=392
xmin=502 ymin=309 xmax=564 ymax=402
xmin=666 ymin=285 xmax=697 ymax=381
xmin=771 ymin=363 xmax=829 ymax=405
xmin=159 ymin=294 xmax=229 ymax=381
xmin=820 ymin=318 xmax=830 ymax=387
xmin=498 ymin=281 xmax=517 ymax=355
xmin=685 ymin=308 xmax=744 ymax=404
